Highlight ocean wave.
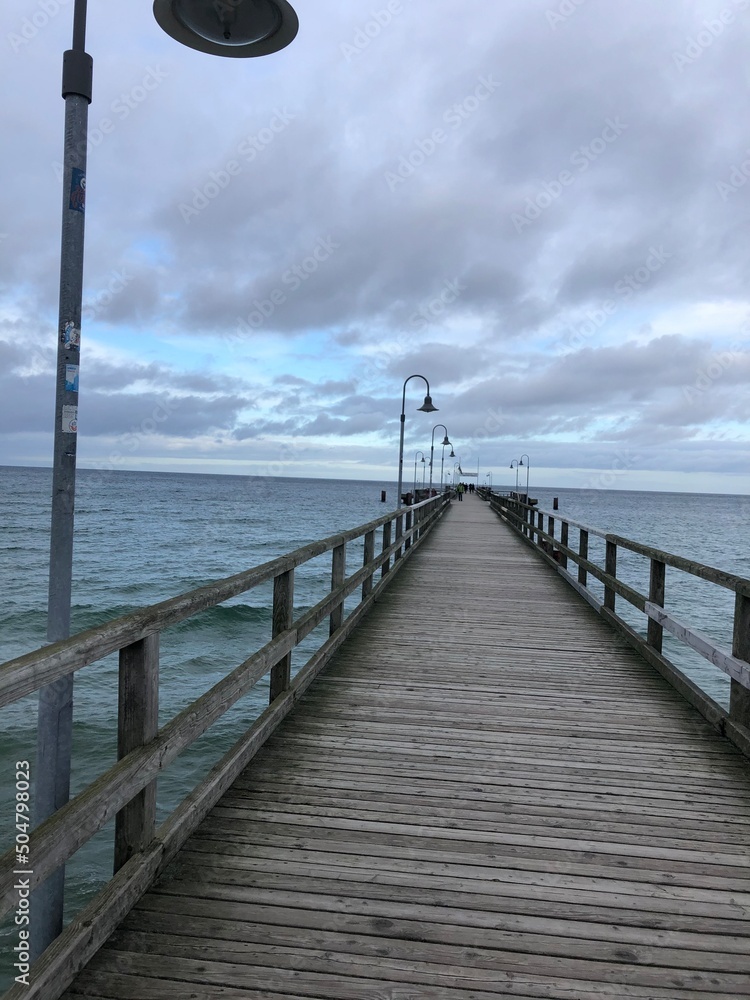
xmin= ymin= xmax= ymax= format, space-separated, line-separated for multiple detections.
xmin=166 ymin=602 xmax=272 ymax=635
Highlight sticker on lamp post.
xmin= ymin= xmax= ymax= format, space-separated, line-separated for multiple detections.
xmin=62 ymin=405 xmax=78 ymax=433
xmin=69 ymin=169 xmax=86 ymax=213
xmin=63 ymin=322 xmax=80 ymax=349
xmin=64 ymin=365 xmax=79 ymax=393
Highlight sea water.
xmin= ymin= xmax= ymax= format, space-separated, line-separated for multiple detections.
xmin=1 ymin=467 xmax=748 ymax=989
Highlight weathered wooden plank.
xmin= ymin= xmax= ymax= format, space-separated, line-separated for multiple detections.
xmin=114 ymin=634 xmax=159 ymax=872
xmin=180 ymin=833 xmax=750 ymax=893
xmin=68 ymin=943 xmax=750 ymax=994
xmin=65 ymin=966 xmax=746 ymax=1000
xmin=134 ymin=885 xmax=750 ymax=949
xmin=644 ymin=601 xmax=750 ymax=688
xmin=205 ymin=807 xmax=750 ymax=865
xmin=154 ymin=854 xmax=750 ymax=920
xmin=108 ymin=914 xmax=750 ymax=974
xmin=269 ymin=569 xmax=294 ymax=700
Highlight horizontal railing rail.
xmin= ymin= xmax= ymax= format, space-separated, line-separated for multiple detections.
xmin=477 ymin=487 xmax=750 ymax=755
xmin=0 ymin=492 xmax=451 ymax=1000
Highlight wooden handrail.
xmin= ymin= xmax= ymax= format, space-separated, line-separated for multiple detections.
xmin=0 ymin=496 xmax=443 ymax=707
xmin=483 ymin=491 xmax=750 ymax=748
xmin=0 ymin=493 xmax=451 ymax=999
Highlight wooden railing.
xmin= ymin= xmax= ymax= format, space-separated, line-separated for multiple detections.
xmin=478 ymin=488 xmax=750 ymax=755
xmin=0 ymin=492 xmax=450 ymax=1000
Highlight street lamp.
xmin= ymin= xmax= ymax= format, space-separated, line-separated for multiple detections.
xmin=510 ymin=458 xmax=520 ymax=494
xmin=413 ymin=451 xmax=426 ymax=495
xmin=440 ymin=440 xmax=455 ymax=492
xmin=519 ymin=454 xmax=530 ymax=497
xmin=396 ymin=374 xmax=437 ymax=508
xmin=154 ymin=0 xmax=299 ymax=56
xmin=486 ymin=471 xmax=493 ymax=491
xmin=428 ymin=424 xmax=450 ymax=494
xmin=36 ymin=0 xmax=299 ymax=960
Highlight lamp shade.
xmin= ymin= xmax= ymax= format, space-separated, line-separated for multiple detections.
xmin=441 ymin=435 xmax=450 ymax=446
xmin=418 ymin=394 xmax=438 ymax=413
xmin=153 ymin=0 xmax=298 ymax=56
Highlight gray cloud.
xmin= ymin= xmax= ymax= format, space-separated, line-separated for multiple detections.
xmin=2 ymin=0 xmax=749 ymax=485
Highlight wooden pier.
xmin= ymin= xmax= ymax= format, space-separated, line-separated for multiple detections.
xmin=58 ymin=495 xmax=750 ymax=999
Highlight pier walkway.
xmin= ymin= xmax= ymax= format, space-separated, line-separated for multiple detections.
xmin=63 ymin=494 xmax=750 ymax=999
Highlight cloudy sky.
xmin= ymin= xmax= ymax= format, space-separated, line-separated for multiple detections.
xmin=2 ymin=0 xmax=749 ymax=493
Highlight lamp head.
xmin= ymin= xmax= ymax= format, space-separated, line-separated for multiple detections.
xmin=449 ymin=449 xmax=455 ymax=457
xmin=418 ymin=394 xmax=438 ymax=413
xmin=153 ymin=0 xmax=298 ymax=57
xmin=421 ymin=456 xmax=426 ymax=462
xmin=441 ymin=435 xmax=450 ymax=446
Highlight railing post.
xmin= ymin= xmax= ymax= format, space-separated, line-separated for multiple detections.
xmin=536 ymin=511 xmax=543 ymax=547
xmin=604 ymin=539 xmax=617 ymax=612
xmin=394 ymin=512 xmax=403 ymax=561
xmin=115 ymin=632 xmax=159 ymax=873
xmin=548 ymin=515 xmax=555 ymax=552
xmin=730 ymin=592 xmax=750 ymax=728
xmin=578 ymin=528 xmax=589 ymax=586
xmin=362 ymin=529 xmax=375 ymax=600
xmin=404 ymin=509 xmax=413 ymax=550
xmin=647 ymin=558 xmax=666 ymax=654
xmin=560 ymin=521 xmax=569 ymax=570
xmin=269 ymin=568 xmax=294 ymax=701
xmin=329 ymin=543 xmax=346 ymax=636
xmin=381 ymin=520 xmax=392 ymax=578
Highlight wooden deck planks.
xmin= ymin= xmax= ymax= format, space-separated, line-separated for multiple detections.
xmin=64 ymin=495 xmax=750 ymax=999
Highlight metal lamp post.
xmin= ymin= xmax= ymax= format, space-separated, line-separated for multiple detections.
xmin=510 ymin=458 xmax=520 ymax=494
xmin=520 ymin=454 xmax=530 ymax=498
xmin=35 ymin=0 xmax=299 ymax=960
xmin=441 ymin=441 xmax=454 ymax=492
xmin=486 ymin=471 xmax=492 ymax=491
xmin=428 ymin=424 xmax=450 ymax=494
xmin=396 ymin=374 xmax=437 ymax=508
xmin=413 ymin=451 xmax=426 ymax=495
